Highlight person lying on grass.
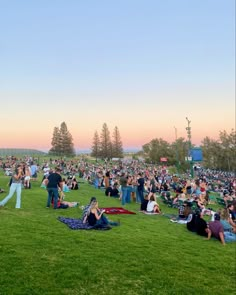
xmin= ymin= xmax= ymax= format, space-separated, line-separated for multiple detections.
xmin=51 ymin=192 xmax=78 ymax=209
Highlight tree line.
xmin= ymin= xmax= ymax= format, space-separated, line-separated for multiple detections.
xmin=49 ymin=122 xmax=235 ymax=172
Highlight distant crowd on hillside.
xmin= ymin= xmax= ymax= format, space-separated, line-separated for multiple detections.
xmin=0 ymin=155 xmax=235 ymax=243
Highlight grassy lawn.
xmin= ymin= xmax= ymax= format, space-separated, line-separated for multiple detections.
xmin=0 ymin=172 xmax=235 ymax=295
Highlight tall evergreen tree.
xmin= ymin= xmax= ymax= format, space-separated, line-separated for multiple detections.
xmin=49 ymin=122 xmax=75 ymax=157
xmin=49 ymin=127 xmax=60 ymax=155
xmin=91 ymin=130 xmax=101 ymax=161
xmin=100 ymin=123 xmax=112 ymax=159
xmin=112 ymin=126 xmax=123 ymax=158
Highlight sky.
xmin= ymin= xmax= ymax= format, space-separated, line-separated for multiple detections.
xmin=0 ymin=0 xmax=235 ymax=152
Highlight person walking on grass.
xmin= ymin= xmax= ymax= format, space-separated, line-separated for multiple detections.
xmin=0 ymin=165 xmax=24 ymax=209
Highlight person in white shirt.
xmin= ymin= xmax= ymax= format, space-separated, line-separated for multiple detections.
xmin=146 ymin=193 xmax=161 ymax=213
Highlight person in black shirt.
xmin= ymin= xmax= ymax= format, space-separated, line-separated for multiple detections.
xmin=137 ymin=173 xmax=145 ymax=204
xmin=45 ymin=167 xmax=63 ymax=209
xmin=105 ymin=183 xmax=120 ymax=198
xmin=195 ymin=210 xmax=210 ymax=237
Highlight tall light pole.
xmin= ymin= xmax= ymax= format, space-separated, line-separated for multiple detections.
xmin=186 ymin=117 xmax=194 ymax=178
xmin=174 ymin=126 xmax=179 ymax=175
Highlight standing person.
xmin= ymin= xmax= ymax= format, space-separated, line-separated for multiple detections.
xmin=137 ymin=172 xmax=145 ymax=204
xmin=30 ymin=161 xmax=38 ymax=181
xmin=24 ymin=165 xmax=31 ymax=189
xmin=120 ymin=172 xmax=128 ymax=206
xmin=0 ymin=165 xmax=24 ymax=209
xmin=45 ymin=167 xmax=63 ymax=209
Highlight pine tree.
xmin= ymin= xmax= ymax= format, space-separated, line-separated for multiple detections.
xmin=49 ymin=122 xmax=75 ymax=157
xmin=49 ymin=127 xmax=61 ymax=155
xmin=112 ymin=126 xmax=123 ymax=158
xmin=91 ymin=131 xmax=101 ymax=161
xmin=100 ymin=123 xmax=112 ymax=160
xmin=59 ymin=122 xmax=75 ymax=157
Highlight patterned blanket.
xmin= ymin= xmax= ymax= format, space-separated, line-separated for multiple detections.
xmin=58 ymin=217 xmax=94 ymax=230
xmin=58 ymin=217 xmax=111 ymax=230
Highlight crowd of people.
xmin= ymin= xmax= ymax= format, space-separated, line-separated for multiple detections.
xmin=0 ymin=155 xmax=235 ymax=242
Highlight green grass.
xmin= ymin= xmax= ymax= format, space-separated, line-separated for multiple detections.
xmin=0 ymin=172 xmax=235 ymax=295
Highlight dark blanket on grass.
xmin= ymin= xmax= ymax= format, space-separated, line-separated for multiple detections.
xmin=101 ymin=207 xmax=136 ymax=214
xmin=58 ymin=217 xmax=95 ymax=230
xmin=58 ymin=217 xmax=112 ymax=230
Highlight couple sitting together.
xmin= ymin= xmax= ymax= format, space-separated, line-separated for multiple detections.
xmin=82 ymin=197 xmax=120 ymax=228
xmin=140 ymin=192 xmax=161 ymax=214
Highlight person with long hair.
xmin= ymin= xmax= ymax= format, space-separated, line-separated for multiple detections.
xmin=0 ymin=164 xmax=24 ymax=208
xmin=87 ymin=200 xmax=119 ymax=227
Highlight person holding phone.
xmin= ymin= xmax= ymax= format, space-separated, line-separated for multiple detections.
xmin=87 ymin=200 xmax=119 ymax=227
xmin=0 ymin=164 xmax=24 ymax=208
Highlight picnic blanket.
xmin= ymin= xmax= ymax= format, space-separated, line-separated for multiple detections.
xmin=58 ymin=217 xmax=94 ymax=230
xmin=58 ymin=217 xmax=112 ymax=230
xmin=101 ymin=207 xmax=136 ymax=214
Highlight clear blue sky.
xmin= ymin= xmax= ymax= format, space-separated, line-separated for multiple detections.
xmin=0 ymin=0 xmax=235 ymax=150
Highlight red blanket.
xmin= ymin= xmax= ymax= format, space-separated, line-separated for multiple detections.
xmin=101 ymin=207 xmax=136 ymax=215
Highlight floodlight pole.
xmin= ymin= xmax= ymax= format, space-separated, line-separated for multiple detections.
xmin=186 ymin=117 xmax=194 ymax=178
xmin=174 ymin=126 xmax=179 ymax=175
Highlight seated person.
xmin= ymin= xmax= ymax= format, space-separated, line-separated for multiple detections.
xmin=171 ymin=201 xmax=192 ymax=223
xmin=146 ymin=193 xmax=161 ymax=213
xmin=71 ymin=177 xmax=79 ymax=190
xmin=195 ymin=210 xmax=211 ymax=237
xmin=86 ymin=200 xmax=119 ymax=227
xmin=40 ymin=178 xmax=48 ymax=189
xmin=61 ymin=179 xmax=70 ymax=192
xmin=105 ymin=185 xmax=113 ymax=197
xmin=105 ymin=183 xmax=120 ymax=198
xmin=227 ymin=203 xmax=236 ymax=222
xmin=82 ymin=197 xmax=97 ymax=223
xmin=220 ymin=208 xmax=236 ymax=234
xmin=140 ymin=194 xmax=149 ymax=211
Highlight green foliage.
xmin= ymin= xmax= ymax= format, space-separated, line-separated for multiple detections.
xmin=91 ymin=130 xmax=100 ymax=160
xmin=0 ymin=149 xmax=46 ymax=156
xmin=112 ymin=126 xmax=123 ymax=158
xmin=201 ymin=129 xmax=236 ymax=171
xmin=49 ymin=122 xmax=75 ymax=157
xmin=0 ymin=171 xmax=235 ymax=294
xmin=91 ymin=123 xmax=124 ymax=160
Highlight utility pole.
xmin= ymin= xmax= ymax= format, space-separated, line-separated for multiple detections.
xmin=186 ymin=117 xmax=194 ymax=178
xmin=174 ymin=126 xmax=179 ymax=175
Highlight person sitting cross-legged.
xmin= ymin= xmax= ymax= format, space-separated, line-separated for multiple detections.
xmin=86 ymin=200 xmax=120 ymax=227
